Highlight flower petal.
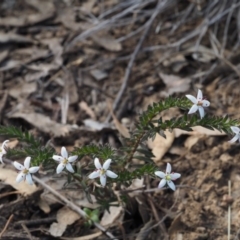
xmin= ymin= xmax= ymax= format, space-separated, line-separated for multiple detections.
xmin=1 ymin=140 xmax=9 ymax=154
xmin=94 ymin=158 xmax=102 ymax=169
xmin=1 ymin=148 xmax=6 ymax=155
xmin=155 ymin=171 xmax=166 ymax=178
xmin=24 ymin=157 xmax=31 ymax=169
xmin=16 ymin=172 xmax=25 ymax=183
xmin=29 ymin=166 xmax=39 ymax=173
xmin=198 ymin=106 xmax=205 ymax=119
xmin=13 ymin=161 xmax=24 ymax=171
xmin=26 ymin=173 xmax=33 ymax=185
xmin=167 ymin=181 xmax=176 ymax=191
xmin=231 ymin=126 xmax=240 ymax=134
xmin=186 ymin=95 xmax=197 ymax=104
xmin=61 ymin=147 xmax=68 ymax=158
xmin=66 ymin=163 xmax=74 ymax=173
xmin=100 ymin=174 xmax=107 ymax=187
xmin=56 ymin=163 xmax=65 ymax=174
xmin=202 ymin=100 xmax=210 ymax=107
xmin=103 ymin=159 xmax=111 ymax=170
xmin=68 ymin=155 xmax=78 ymax=162
xmin=89 ymin=170 xmax=100 ymax=179
xmin=106 ymin=170 xmax=118 ymax=178
xmin=2 ymin=140 xmax=9 ymax=148
xmin=197 ymin=89 xmax=203 ymax=100
xmin=170 ymin=173 xmax=181 ymax=180
xmin=158 ymin=179 xmax=166 ymax=189
xmin=53 ymin=155 xmax=64 ymax=162
xmin=188 ymin=104 xmax=198 ymax=114
xmin=166 ymin=163 xmax=172 ymax=174
xmin=228 ymin=134 xmax=239 ymax=143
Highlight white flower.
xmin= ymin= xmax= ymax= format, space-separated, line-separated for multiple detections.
xmin=186 ymin=89 xmax=210 ymax=119
xmin=229 ymin=126 xmax=240 ymax=143
xmin=155 ymin=163 xmax=181 ymax=191
xmin=0 ymin=140 xmax=9 ymax=163
xmin=89 ymin=158 xmax=118 ymax=187
xmin=13 ymin=157 xmax=39 ymax=185
xmin=53 ymin=147 xmax=78 ymax=174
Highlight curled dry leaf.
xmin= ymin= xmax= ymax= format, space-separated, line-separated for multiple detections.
xmin=159 ymin=72 xmax=191 ymax=95
xmin=0 ymin=32 xmax=33 ymax=44
xmin=148 ymin=130 xmax=175 ymax=165
xmin=100 ymin=206 xmax=123 ymax=227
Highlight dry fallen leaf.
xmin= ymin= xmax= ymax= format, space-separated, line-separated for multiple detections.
xmin=38 ymin=196 xmax=51 ymax=214
xmin=0 ymin=166 xmax=38 ymax=195
xmin=49 ymin=206 xmax=81 ymax=237
xmin=9 ymin=81 xmax=37 ymax=100
xmin=8 ymin=111 xmax=75 ymax=137
xmin=148 ymin=130 xmax=175 ymax=165
xmin=126 ymin=178 xmax=144 ymax=198
xmin=100 ymin=206 xmax=123 ymax=226
xmin=184 ymin=135 xmax=204 ymax=150
xmin=0 ymin=32 xmax=33 ymax=44
xmin=83 ymin=119 xmax=111 ymax=131
xmin=159 ymin=73 xmax=191 ymax=95
xmin=174 ymin=126 xmax=226 ymax=137
xmin=92 ymin=32 xmax=122 ymax=52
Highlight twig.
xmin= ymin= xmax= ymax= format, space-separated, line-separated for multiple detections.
xmin=147 ymin=196 xmax=168 ymax=238
xmin=228 ymin=180 xmax=231 ymax=240
xmin=21 ymin=223 xmax=33 ymax=240
xmin=105 ymin=0 xmax=176 ymax=123
xmin=0 ymin=214 xmax=14 ymax=238
xmin=14 ymin=217 xmax=56 ymax=227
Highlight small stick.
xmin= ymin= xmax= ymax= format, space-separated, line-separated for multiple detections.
xmin=21 ymin=223 xmax=33 ymax=240
xmin=228 ymin=180 xmax=231 ymax=240
xmin=0 ymin=214 xmax=14 ymax=238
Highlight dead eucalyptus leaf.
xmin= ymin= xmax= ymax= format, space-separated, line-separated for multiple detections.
xmin=0 ymin=166 xmax=38 ymax=195
xmin=49 ymin=206 xmax=81 ymax=237
xmin=8 ymin=111 xmax=75 ymax=137
xmin=159 ymin=73 xmax=191 ymax=95
xmin=92 ymin=33 xmax=122 ymax=52
xmin=100 ymin=206 xmax=123 ymax=226
xmin=0 ymin=32 xmax=33 ymax=44
xmin=148 ymin=130 xmax=175 ymax=165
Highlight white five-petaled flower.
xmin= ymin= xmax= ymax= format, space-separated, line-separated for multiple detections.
xmin=186 ymin=89 xmax=210 ymax=119
xmin=53 ymin=147 xmax=78 ymax=174
xmin=229 ymin=126 xmax=240 ymax=143
xmin=0 ymin=140 xmax=9 ymax=163
xmin=155 ymin=163 xmax=181 ymax=191
xmin=13 ymin=157 xmax=39 ymax=185
xmin=89 ymin=158 xmax=118 ymax=187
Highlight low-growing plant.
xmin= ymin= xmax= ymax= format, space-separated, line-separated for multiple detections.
xmin=1 ymin=90 xmax=239 ymax=215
